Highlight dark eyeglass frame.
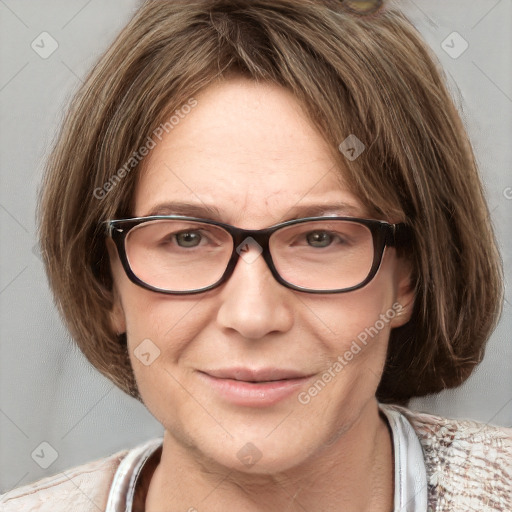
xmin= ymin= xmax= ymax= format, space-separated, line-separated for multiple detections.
xmin=104 ymin=215 xmax=412 ymax=295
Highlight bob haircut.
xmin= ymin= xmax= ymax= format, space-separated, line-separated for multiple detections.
xmin=38 ymin=0 xmax=503 ymax=404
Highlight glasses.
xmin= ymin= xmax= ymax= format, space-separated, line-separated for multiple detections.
xmin=104 ymin=215 xmax=411 ymax=295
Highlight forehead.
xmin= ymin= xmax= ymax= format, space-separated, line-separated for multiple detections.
xmin=134 ymin=77 xmax=367 ymax=225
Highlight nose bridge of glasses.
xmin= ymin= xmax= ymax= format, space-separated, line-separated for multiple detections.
xmin=229 ymin=226 xmax=273 ymax=268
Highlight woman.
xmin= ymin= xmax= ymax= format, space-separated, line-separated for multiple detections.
xmin=2 ymin=0 xmax=511 ymax=510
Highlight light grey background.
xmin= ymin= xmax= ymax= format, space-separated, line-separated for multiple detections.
xmin=0 ymin=0 xmax=511 ymax=494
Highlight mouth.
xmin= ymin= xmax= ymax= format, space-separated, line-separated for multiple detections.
xmin=197 ymin=367 xmax=315 ymax=407
xmin=201 ymin=367 xmax=312 ymax=382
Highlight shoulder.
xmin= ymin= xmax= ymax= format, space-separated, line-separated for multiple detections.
xmin=0 ymin=447 xmax=129 ymax=512
xmin=387 ymin=403 xmax=512 ymax=511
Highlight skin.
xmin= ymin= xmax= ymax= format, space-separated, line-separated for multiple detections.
xmin=108 ymin=77 xmax=415 ymax=512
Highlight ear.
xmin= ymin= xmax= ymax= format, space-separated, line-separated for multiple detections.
xmin=389 ymin=255 xmax=416 ymax=329
xmin=106 ymin=238 xmax=127 ymax=335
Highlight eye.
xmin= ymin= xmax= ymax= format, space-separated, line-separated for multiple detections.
xmin=174 ymin=231 xmax=202 ymax=247
xmin=306 ymin=231 xmax=336 ymax=248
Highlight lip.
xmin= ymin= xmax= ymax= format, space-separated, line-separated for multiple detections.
xmin=197 ymin=367 xmax=315 ymax=407
xmin=203 ymin=367 xmax=310 ymax=382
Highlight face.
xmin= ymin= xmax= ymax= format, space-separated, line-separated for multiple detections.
xmin=108 ymin=77 xmax=414 ymax=474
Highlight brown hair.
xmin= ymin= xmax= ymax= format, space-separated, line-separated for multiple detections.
xmin=38 ymin=0 xmax=503 ymax=404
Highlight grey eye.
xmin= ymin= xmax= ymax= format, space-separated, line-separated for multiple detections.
xmin=306 ymin=231 xmax=333 ymax=247
xmin=175 ymin=232 xmax=202 ymax=247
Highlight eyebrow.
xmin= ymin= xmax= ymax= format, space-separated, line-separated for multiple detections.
xmin=143 ymin=201 xmax=365 ymax=222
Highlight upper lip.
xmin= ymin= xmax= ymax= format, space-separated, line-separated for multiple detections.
xmin=201 ymin=367 xmax=312 ymax=382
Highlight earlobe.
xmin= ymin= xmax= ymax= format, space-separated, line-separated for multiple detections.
xmin=110 ymin=289 xmax=127 ymax=336
xmin=389 ymin=301 xmax=413 ymax=328
xmin=390 ymin=257 xmax=416 ymax=328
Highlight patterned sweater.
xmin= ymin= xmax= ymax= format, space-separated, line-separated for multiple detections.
xmin=1 ymin=404 xmax=511 ymax=511
xmin=395 ymin=405 xmax=512 ymax=511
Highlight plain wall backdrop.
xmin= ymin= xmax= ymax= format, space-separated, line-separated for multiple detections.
xmin=1 ymin=0 xmax=511 ymax=493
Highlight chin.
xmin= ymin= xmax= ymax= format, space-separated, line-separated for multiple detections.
xmin=192 ymin=428 xmax=322 ymax=475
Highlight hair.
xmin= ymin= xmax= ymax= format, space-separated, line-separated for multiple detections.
xmin=38 ymin=0 xmax=503 ymax=405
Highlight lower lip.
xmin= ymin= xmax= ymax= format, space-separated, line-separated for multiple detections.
xmin=197 ymin=372 xmax=313 ymax=407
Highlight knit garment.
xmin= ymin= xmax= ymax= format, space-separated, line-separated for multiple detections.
xmin=393 ymin=404 xmax=512 ymax=511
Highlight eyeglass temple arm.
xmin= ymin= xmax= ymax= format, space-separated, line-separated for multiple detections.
xmin=390 ymin=222 xmax=413 ymax=247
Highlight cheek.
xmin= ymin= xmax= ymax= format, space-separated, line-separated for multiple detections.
xmin=120 ymin=291 xmax=213 ymax=414
xmin=118 ymin=270 xmax=183 ymax=329
xmin=301 ymin=256 xmax=399 ymax=374
xmin=309 ymin=284 xmax=394 ymax=345
xmin=120 ymin=285 xmax=212 ymax=364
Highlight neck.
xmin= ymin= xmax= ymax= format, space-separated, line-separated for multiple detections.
xmin=145 ymin=399 xmax=394 ymax=512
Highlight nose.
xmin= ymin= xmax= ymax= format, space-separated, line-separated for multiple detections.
xmin=216 ymin=242 xmax=294 ymax=339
